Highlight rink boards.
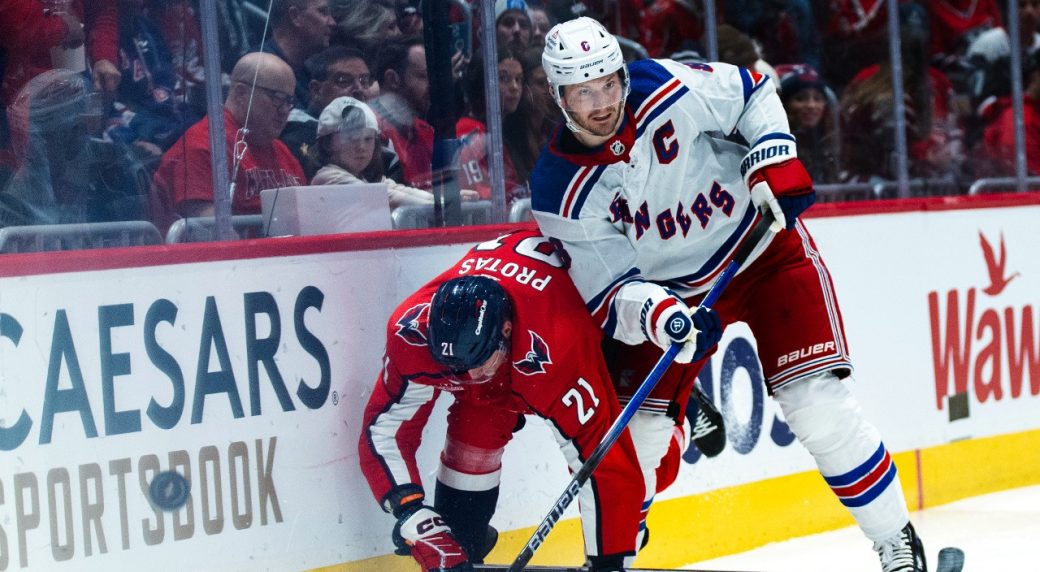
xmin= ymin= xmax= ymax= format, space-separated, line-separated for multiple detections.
xmin=0 ymin=195 xmax=1038 ymax=571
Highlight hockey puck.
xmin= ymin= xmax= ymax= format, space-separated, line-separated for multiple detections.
xmin=936 ymin=546 xmax=965 ymax=572
xmin=149 ymin=471 xmax=190 ymax=511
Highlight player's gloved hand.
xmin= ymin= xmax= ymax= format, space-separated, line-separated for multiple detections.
xmin=649 ymin=301 xmax=722 ymax=364
xmin=392 ymin=503 xmax=472 ymax=572
xmin=748 ymin=158 xmax=815 ymax=232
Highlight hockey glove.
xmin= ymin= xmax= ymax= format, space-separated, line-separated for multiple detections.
xmin=650 ymin=300 xmax=722 ymax=364
xmin=748 ymin=158 xmax=815 ymax=232
xmin=392 ymin=504 xmax=472 ymax=572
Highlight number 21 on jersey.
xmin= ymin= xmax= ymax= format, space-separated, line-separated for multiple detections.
xmin=562 ymin=377 xmax=600 ymax=424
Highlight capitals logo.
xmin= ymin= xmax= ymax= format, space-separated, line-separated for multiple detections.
xmin=395 ymin=303 xmax=430 ymax=346
xmin=513 ymin=330 xmax=553 ymax=375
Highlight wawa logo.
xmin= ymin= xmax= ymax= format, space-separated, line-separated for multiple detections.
xmin=928 ymin=231 xmax=1037 ymax=420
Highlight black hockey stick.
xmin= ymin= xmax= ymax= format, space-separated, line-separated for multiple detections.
xmin=505 ymin=213 xmax=775 ymax=572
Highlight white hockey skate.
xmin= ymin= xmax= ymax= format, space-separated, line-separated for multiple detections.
xmin=874 ymin=522 xmax=927 ymax=572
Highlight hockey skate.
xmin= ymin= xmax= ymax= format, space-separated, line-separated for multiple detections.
xmin=874 ymin=522 xmax=927 ymax=572
xmin=690 ymin=386 xmax=726 ymax=457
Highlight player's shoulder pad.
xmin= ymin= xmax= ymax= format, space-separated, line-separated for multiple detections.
xmin=626 ymin=59 xmax=682 ymax=110
xmin=529 ymin=137 xmax=589 ymax=217
xmin=657 ymin=59 xmax=769 ymax=106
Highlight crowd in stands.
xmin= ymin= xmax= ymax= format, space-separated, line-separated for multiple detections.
xmin=0 ymin=0 xmax=1038 ymax=240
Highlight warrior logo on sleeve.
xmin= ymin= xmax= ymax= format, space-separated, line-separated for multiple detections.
xmin=513 ymin=330 xmax=553 ymax=376
xmin=395 ymin=303 xmax=430 ymax=346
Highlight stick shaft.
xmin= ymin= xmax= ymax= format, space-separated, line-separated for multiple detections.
xmin=507 ymin=215 xmax=773 ymax=571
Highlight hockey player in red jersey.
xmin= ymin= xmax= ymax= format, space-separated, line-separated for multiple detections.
xmin=530 ymin=17 xmax=928 ymax=572
xmin=358 ymin=230 xmax=721 ymax=572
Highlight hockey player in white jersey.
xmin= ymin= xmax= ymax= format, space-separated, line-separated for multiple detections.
xmin=529 ymin=17 xmax=927 ymax=572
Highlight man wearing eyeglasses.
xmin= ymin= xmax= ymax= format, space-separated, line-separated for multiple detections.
xmin=151 ymin=52 xmax=305 ymax=234
xmin=280 ymin=46 xmax=393 ymax=179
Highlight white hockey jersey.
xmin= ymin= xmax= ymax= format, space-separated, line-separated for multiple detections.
xmin=530 ymin=58 xmax=797 ymax=345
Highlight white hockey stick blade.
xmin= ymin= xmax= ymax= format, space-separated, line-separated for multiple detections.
xmin=935 ymin=546 xmax=965 ymax=572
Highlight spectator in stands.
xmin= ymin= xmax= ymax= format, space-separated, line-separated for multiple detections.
xmin=332 ymin=0 xmax=402 ymax=56
xmin=840 ymin=15 xmax=963 ymax=182
xmin=978 ymin=50 xmax=1040 ymax=177
xmin=968 ymin=0 xmax=1040 ymax=64
xmin=1 ymin=0 xmax=120 ymax=105
xmin=456 ymin=48 xmax=532 ymax=204
xmin=965 ymin=0 xmax=1040 ymax=118
xmin=528 ymin=4 xmax=553 ymax=46
xmin=0 ymin=69 xmax=100 ymax=226
xmin=521 ymin=45 xmax=561 ymax=145
xmin=496 ymin=0 xmax=532 ymax=53
xmin=927 ymin=0 xmax=1002 ymax=62
xmin=0 ymin=0 xmax=81 ymax=154
xmin=395 ymin=0 xmax=423 ymax=36
xmin=817 ymin=0 xmax=908 ymax=88
xmin=281 ymin=46 xmax=381 ymax=178
xmin=311 ymin=97 xmax=477 ymax=207
xmin=262 ymin=0 xmax=337 ymax=111
xmin=777 ymin=63 xmax=840 ymax=183
xmin=724 ymin=0 xmax=820 ymax=69
xmin=716 ymin=24 xmax=780 ymax=91
xmin=216 ymin=0 xmax=254 ymax=73
xmin=151 ymin=52 xmax=305 ymax=234
xmin=639 ymin=0 xmax=705 ymax=59
xmin=368 ymin=36 xmax=434 ymax=190
xmin=107 ymin=0 xmax=199 ymax=160
xmin=150 ymin=0 xmax=206 ymax=103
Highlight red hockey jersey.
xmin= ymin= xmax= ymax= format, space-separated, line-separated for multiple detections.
xmin=358 ymin=229 xmax=645 ymax=557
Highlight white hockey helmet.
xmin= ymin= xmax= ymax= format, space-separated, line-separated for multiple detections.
xmin=542 ymin=17 xmax=630 ymax=132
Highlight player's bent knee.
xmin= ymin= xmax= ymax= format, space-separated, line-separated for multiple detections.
xmin=774 ymin=372 xmax=864 ymax=456
xmin=439 ymin=439 xmax=506 ymax=491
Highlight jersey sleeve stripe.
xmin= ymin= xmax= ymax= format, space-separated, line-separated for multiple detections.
xmin=567 ymin=165 xmax=607 ymax=219
xmin=738 ymin=67 xmax=770 ymax=104
xmin=635 ymin=84 xmax=690 ymax=138
xmin=365 ymin=381 xmax=438 ymax=488
xmin=752 ymin=132 xmax=797 ymax=147
xmin=635 ymin=77 xmax=682 ymax=124
xmin=529 ymin=140 xmax=585 ymax=216
xmin=626 ymin=59 xmax=678 ymax=111
xmin=586 ymin=267 xmax=643 ymax=315
xmin=560 ymin=166 xmax=593 ymax=218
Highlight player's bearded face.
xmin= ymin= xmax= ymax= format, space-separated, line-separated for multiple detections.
xmin=563 ymin=74 xmax=624 ymax=136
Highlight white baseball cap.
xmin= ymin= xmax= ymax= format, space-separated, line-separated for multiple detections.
xmin=316 ymin=96 xmax=379 ymax=138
